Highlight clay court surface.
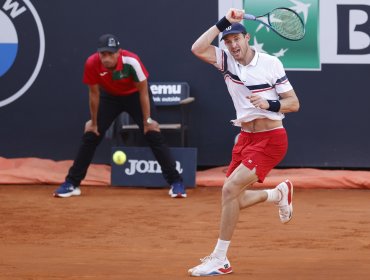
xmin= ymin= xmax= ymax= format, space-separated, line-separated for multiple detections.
xmin=1 ymin=185 xmax=369 ymax=280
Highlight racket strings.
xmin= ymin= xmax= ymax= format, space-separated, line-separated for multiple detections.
xmin=269 ymin=8 xmax=305 ymax=40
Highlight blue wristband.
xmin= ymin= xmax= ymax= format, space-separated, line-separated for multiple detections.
xmin=215 ymin=16 xmax=232 ymax=32
xmin=267 ymin=100 xmax=281 ymax=112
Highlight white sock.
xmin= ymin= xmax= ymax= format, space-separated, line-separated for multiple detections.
xmin=212 ymin=239 xmax=230 ymax=260
xmin=265 ymin=188 xmax=280 ymax=202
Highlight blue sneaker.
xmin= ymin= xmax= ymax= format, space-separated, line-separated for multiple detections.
xmin=53 ymin=182 xmax=81 ymax=198
xmin=169 ymin=182 xmax=187 ymax=198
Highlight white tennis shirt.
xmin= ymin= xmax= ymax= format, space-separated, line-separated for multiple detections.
xmin=213 ymin=46 xmax=293 ymax=126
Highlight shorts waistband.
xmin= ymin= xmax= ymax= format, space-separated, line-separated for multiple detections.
xmin=240 ymin=127 xmax=285 ymax=136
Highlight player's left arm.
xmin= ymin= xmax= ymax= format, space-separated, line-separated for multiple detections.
xmin=248 ymin=89 xmax=300 ymax=113
xmin=270 ymin=57 xmax=300 ymax=113
xmin=278 ymin=89 xmax=300 ymax=113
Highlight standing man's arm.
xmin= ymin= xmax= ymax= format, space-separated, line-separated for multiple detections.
xmin=191 ymin=8 xmax=244 ymax=64
xmin=135 ymin=79 xmax=160 ymax=134
xmin=84 ymin=84 xmax=100 ymax=136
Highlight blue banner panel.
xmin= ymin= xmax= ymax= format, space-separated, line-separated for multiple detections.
xmin=111 ymin=147 xmax=197 ymax=187
xmin=150 ymin=82 xmax=190 ymax=105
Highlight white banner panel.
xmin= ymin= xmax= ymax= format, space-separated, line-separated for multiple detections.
xmin=321 ymin=0 xmax=370 ymax=64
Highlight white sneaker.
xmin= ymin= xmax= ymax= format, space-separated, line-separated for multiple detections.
xmin=276 ymin=180 xmax=293 ymax=224
xmin=188 ymin=254 xmax=232 ymax=277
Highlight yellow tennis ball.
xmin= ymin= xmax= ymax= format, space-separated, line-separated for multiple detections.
xmin=113 ymin=150 xmax=127 ymax=165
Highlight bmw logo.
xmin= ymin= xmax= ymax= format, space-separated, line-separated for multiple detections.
xmin=0 ymin=0 xmax=45 ymax=107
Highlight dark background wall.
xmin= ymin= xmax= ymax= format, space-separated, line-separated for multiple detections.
xmin=0 ymin=0 xmax=369 ymax=168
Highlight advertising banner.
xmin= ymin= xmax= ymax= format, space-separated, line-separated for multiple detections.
xmin=111 ymin=147 xmax=197 ymax=188
xmin=243 ymin=0 xmax=320 ymax=70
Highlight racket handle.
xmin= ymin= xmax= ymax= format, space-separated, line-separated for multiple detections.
xmin=243 ymin=14 xmax=256 ymax=20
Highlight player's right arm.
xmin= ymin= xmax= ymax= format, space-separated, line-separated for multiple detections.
xmin=85 ymin=84 xmax=100 ymax=136
xmin=191 ymin=8 xmax=244 ymax=64
xmin=191 ymin=26 xmax=219 ymax=64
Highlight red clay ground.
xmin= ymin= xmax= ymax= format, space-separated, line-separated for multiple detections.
xmin=0 ymin=185 xmax=369 ymax=280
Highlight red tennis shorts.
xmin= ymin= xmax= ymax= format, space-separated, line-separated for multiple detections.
xmin=226 ymin=128 xmax=288 ymax=182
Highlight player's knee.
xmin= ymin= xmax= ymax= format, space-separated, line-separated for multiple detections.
xmin=221 ymin=181 xmax=239 ymax=202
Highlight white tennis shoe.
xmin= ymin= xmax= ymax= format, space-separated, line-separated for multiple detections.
xmin=188 ymin=254 xmax=232 ymax=277
xmin=276 ymin=180 xmax=294 ymax=224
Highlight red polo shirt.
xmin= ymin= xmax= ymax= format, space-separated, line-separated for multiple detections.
xmin=83 ymin=49 xmax=149 ymax=96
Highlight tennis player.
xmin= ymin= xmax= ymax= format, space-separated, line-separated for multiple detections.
xmin=188 ymin=8 xmax=300 ymax=276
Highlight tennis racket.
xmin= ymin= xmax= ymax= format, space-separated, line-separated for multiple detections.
xmin=243 ymin=7 xmax=305 ymax=41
